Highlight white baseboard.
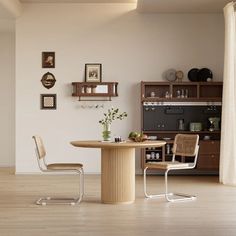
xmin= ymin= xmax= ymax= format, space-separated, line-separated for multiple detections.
xmin=15 ymin=171 xmax=143 ymax=175
xmin=15 ymin=171 xmax=101 ymax=175
xmin=0 ymin=165 xmax=15 ymax=167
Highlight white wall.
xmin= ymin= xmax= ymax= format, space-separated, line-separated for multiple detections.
xmin=15 ymin=3 xmax=224 ymax=174
xmin=0 ymin=28 xmax=15 ymax=167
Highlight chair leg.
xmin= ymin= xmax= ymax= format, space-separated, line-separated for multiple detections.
xmin=144 ymin=168 xmax=196 ymax=202
xmin=36 ymin=168 xmax=84 ymax=206
xmin=70 ymin=168 xmax=84 ymax=205
xmin=74 ymin=168 xmax=84 ymax=204
xmin=143 ymin=167 xmax=166 ymax=199
xmin=164 ymin=169 xmax=196 ymax=202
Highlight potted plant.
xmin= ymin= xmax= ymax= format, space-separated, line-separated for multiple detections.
xmin=99 ymin=107 xmax=127 ymax=141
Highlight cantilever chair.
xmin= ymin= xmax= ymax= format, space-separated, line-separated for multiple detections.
xmin=32 ymin=135 xmax=84 ymax=205
xmin=144 ymin=134 xmax=199 ymax=202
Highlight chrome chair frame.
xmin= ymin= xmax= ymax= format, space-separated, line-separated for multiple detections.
xmin=33 ymin=136 xmax=84 ymax=205
xmin=144 ymin=134 xmax=199 ymax=202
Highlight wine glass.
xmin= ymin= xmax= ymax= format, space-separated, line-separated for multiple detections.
xmin=208 ymin=118 xmax=215 ymax=132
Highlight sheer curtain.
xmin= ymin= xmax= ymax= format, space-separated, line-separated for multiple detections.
xmin=220 ymin=2 xmax=236 ymax=185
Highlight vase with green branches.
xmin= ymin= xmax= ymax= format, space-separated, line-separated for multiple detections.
xmin=99 ymin=107 xmax=127 ymax=141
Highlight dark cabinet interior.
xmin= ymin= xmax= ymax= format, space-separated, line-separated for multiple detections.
xmin=143 ymin=105 xmax=221 ymax=131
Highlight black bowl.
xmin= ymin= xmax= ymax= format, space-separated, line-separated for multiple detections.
xmin=197 ymin=68 xmax=213 ymax=82
xmin=188 ymin=68 xmax=199 ymax=82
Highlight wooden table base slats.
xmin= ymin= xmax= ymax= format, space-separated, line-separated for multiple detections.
xmin=101 ymin=148 xmax=135 ymax=204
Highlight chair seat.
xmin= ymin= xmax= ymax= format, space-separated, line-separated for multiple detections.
xmin=47 ymin=163 xmax=83 ymax=170
xmin=145 ymin=161 xmax=190 ymax=170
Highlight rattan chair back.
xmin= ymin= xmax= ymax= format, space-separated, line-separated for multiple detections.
xmin=173 ymin=134 xmax=199 ymax=157
xmin=32 ymin=135 xmax=46 ymax=159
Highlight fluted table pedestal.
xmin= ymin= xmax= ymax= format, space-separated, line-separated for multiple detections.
xmin=70 ymin=140 xmax=166 ymax=204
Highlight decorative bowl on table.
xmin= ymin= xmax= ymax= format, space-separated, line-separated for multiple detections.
xmin=128 ymin=132 xmax=148 ymax=142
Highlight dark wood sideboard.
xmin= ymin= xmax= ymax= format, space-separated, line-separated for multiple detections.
xmin=141 ymin=81 xmax=223 ymax=175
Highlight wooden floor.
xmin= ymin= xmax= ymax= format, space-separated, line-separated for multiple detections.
xmin=1 ymin=168 xmax=236 ymax=236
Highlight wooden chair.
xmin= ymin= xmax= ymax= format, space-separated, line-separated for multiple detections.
xmin=32 ymin=135 xmax=84 ymax=205
xmin=144 ymin=134 xmax=199 ymax=202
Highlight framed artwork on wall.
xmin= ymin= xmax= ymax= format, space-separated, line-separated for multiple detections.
xmin=42 ymin=51 xmax=55 ymax=68
xmin=40 ymin=94 xmax=57 ymax=110
xmin=41 ymin=72 xmax=56 ymax=89
xmin=85 ymin=63 xmax=102 ymax=82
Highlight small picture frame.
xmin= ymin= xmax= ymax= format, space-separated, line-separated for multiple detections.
xmin=40 ymin=94 xmax=57 ymax=110
xmin=41 ymin=72 xmax=56 ymax=89
xmin=85 ymin=63 xmax=102 ymax=82
xmin=42 ymin=51 xmax=55 ymax=68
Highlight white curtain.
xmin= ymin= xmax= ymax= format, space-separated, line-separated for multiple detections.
xmin=220 ymin=2 xmax=236 ymax=185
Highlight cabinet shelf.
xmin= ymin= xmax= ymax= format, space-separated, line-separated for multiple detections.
xmin=142 ymin=98 xmax=200 ymax=102
xmin=145 ymin=150 xmax=162 ymax=152
xmin=143 ymin=131 xmax=221 ymax=143
xmin=144 ymin=130 xmax=221 ymax=134
xmin=72 ymin=82 xmax=118 ymax=101
xmin=141 ymin=81 xmax=222 ymax=102
xmin=145 ymin=160 xmax=162 ymax=163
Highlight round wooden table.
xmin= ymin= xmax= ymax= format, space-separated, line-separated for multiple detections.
xmin=70 ymin=140 xmax=166 ymax=204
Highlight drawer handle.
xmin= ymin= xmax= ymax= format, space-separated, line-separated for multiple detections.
xmin=211 ymin=155 xmax=215 ymax=158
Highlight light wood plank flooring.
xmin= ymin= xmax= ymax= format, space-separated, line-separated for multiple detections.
xmin=0 ymin=168 xmax=236 ymax=236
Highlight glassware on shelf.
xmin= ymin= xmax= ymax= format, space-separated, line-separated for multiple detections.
xmin=178 ymin=119 xmax=185 ymax=131
xmin=176 ymin=90 xmax=181 ymax=98
xmin=151 ymin=152 xmax=155 ymax=159
xmin=185 ymin=89 xmax=189 ymax=98
xmin=91 ymin=86 xmax=97 ymax=93
xmin=82 ymin=85 xmax=87 ymax=93
xmin=150 ymin=91 xmax=156 ymax=97
xmin=166 ymin=144 xmax=171 ymax=155
xmin=208 ymin=118 xmax=215 ymax=132
xmin=86 ymin=86 xmax=92 ymax=93
xmin=165 ymin=91 xmax=170 ymax=98
xmin=176 ymin=89 xmax=188 ymax=98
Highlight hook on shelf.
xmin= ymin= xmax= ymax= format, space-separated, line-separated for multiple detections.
xmin=78 ymin=103 xmax=104 ymax=109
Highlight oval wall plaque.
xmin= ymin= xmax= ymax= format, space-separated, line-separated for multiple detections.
xmin=41 ymin=72 xmax=56 ymax=89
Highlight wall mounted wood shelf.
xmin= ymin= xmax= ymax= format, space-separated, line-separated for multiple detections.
xmin=72 ymin=82 xmax=118 ymax=101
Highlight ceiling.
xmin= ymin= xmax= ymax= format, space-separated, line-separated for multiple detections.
xmin=0 ymin=0 xmax=230 ymax=25
xmin=137 ymin=0 xmax=230 ymax=13
xmin=19 ymin=0 xmax=230 ymax=13
xmin=20 ymin=0 xmax=136 ymax=3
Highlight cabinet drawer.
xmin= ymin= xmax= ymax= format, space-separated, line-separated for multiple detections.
xmin=197 ymin=154 xmax=219 ymax=169
xmin=199 ymin=141 xmax=220 ymax=154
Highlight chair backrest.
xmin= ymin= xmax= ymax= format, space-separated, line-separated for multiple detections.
xmin=32 ymin=135 xmax=48 ymax=171
xmin=173 ymin=134 xmax=199 ymax=157
xmin=32 ymin=135 xmax=46 ymax=159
